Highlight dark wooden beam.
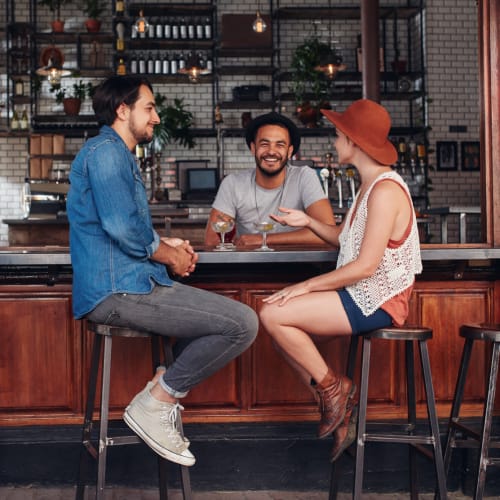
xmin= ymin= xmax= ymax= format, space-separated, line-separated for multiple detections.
xmin=360 ymin=0 xmax=380 ymax=101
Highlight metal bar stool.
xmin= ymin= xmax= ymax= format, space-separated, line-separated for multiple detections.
xmin=76 ymin=322 xmax=192 ymax=500
xmin=443 ymin=324 xmax=500 ymax=500
xmin=329 ymin=326 xmax=447 ymax=500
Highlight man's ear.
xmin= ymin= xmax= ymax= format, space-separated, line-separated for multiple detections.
xmin=250 ymin=142 xmax=256 ymax=155
xmin=115 ymin=102 xmax=129 ymax=121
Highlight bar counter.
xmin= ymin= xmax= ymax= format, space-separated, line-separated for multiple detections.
xmin=0 ymin=244 xmax=499 ymax=427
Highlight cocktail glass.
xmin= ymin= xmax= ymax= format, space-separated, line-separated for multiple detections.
xmin=212 ymin=219 xmax=235 ymax=251
xmin=253 ymin=221 xmax=275 ymax=251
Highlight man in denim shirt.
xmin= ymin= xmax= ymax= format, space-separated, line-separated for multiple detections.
xmin=67 ymin=76 xmax=258 ymax=467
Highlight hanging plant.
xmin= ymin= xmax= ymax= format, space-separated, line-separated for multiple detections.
xmin=152 ymin=95 xmax=195 ymax=154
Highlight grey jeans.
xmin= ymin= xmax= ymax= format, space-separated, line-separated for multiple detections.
xmin=87 ymin=282 xmax=258 ymax=398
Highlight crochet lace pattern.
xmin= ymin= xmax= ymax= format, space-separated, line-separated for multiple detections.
xmin=337 ymin=171 xmax=423 ymax=316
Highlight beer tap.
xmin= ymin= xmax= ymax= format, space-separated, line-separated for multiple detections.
xmin=320 ymin=168 xmax=330 ymax=196
xmin=335 ymin=168 xmax=343 ymax=209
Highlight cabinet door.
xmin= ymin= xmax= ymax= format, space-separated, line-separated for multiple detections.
xmin=0 ymin=285 xmax=81 ymax=424
xmin=411 ymin=281 xmax=495 ymax=414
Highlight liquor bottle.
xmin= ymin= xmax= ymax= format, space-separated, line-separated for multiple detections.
xmin=20 ymin=108 xmax=29 ymax=130
xmin=138 ymin=52 xmax=146 ymax=74
xmin=130 ymin=54 xmax=138 ymax=74
xmin=171 ymin=18 xmax=179 ymax=40
xmin=164 ymin=18 xmax=172 ymax=39
xmin=196 ymin=18 xmax=204 ymax=40
xmin=179 ymin=18 xmax=187 ymax=39
xmin=204 ymin=17 xmax=212 ymax=39
xmin=162 ymin=53 xmax=170 ymax=75
xmin=188 ymin=19 xmax=195 ymax=39
xmin=170 ymin=53 xmax=178 ymax=75
xmin=178 ymin=52 xmax=185 ymax=71
xmin=154 ymin=53 xmax=162 ymax=74
xmin=148 ymin=19 xmax=155 ymax=39
xmin=116 ymin=58 xmax=126 ymax=75
xmin=155 ymin=19 xmax=163 ymax=39
xmin=147 ymin=52 xmax=155 ymax=74
xmin=11 ymin=108 xmax=20 ymax=130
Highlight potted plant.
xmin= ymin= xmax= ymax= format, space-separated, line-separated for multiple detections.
xmin=150 ymin=94 xmax=195 ymax=201
xmin=290 ymin=36 xmax=335 ymax=127
xmin=51 ymin=80 xmax=94 ymax=116
xmin=81 ymin=0 xmax=106 ymax=33
xmin=38 ymin=0 xmax=72 ymax=33
xmin=152 ymin=94 xmax=195 ymax=154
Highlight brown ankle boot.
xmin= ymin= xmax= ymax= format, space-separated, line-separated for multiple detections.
xmin=315 ymin=368 xmax=355 ymax=439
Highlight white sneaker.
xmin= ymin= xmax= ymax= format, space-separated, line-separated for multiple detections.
xmin=124 ymin=390 xmax=195 ymax=466
xmin=128 ymin=378 xmax=190 ymax=447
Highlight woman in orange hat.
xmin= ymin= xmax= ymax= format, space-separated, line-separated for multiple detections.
xmin=259 ymin=99 xmax=422 ymax=461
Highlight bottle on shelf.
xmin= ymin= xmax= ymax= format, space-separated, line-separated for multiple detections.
xmin=130 ymin=54 xmax=138 ymax=74
xmin=170 ymin=53 xmax=178 ymax=75
xmin=147 ymin=52 xmax=155 ymax=74
xmin=178 ymin=52 xmax=186 ymax=71
xmin=154 ymin=53 xmax=162 ymax=74
xmin=117 ymin=57 xmax=127 ymax=75
xmin=204 ymin=17 xmax=212 ymax=39
xmin=155 ymin=19 xmax=163 ymax=39
xmin=138 ymin=52 xmax=146 ymax=74
xmin=172 ymin=18 xmax=179 ymax=40
xmin=11 ymin=108 xmax=20 ymax=130
xmin=19 ymin=108 xmax=29 ymax=130
xmin=196 ymin=18 xmax=204 ymax=40
xmin=179 ymin=17 xmax=187 ymax=39
xmin=164 ymin=18 xmax=172 ymax=39
xmin=162 ymin=53 xmax=170 ymax=75
xmin=188 ymin=19 xmax=195 ymax=39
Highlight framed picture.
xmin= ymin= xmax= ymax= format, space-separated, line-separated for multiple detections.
xmin=436 ymin=141 xmax=458 ymax=171
xmin=461 ymin=141 xmax=480 ymax=171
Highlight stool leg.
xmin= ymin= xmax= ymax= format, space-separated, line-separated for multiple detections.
xmin=474 ymin=342 xmax=500 ymax=500
xmin=353 ymin=336 xmax=371 ymax=500
xmin=328 ymin=336 xmax=359 ymax=500
xmin=443 ymin=338 xmax=474 ymax=478
xmin=154 ymin=335 xmax=193 ymax=500
xmin=419 ymin=339 xmax=447 ymax=500
xmin=76 ymin=332 xmax=103 ymax=500
xmin=405 ymin=340 xmax=418 ymax=500
xmin=96 ymin=334 xmax=113 ymax=500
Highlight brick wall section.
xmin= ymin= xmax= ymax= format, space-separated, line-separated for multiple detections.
xmin=0 ymin=0 xmax=481 ymax=245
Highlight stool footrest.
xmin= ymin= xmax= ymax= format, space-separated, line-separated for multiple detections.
xmin=452 ymin=438 xmax=500 ymax=449
xmin=365 ymin=433 xmax=436 ymax=445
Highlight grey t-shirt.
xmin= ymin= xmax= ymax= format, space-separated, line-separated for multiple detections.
xmin=212 ymin=165 xmax=327 ymax=237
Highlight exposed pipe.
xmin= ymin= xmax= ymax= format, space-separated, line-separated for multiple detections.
xmin=361 ymin=0 xmax=380 ymax=101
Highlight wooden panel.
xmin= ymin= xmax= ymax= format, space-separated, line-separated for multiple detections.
xmin=0 ymin=286 xmax=80 ymax=420
xmin=412 ymin=281 xmax=494 ymax=413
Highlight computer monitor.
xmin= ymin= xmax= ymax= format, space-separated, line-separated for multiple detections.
xmin=185 ymin=168 xmax=219 ymax=200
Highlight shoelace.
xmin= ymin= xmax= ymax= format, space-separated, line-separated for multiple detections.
xmin=159 ymin=402 xmax=186 ymax=450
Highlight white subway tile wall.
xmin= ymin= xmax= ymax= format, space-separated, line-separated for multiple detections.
xmin=0 ymin=0 xmax=481 ymax=245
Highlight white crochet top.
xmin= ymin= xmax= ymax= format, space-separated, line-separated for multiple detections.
xmin=336 ymin=171 xmax=423 ymax=316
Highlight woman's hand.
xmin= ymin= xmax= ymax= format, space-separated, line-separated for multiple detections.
xmin=263 ymin=280 xmax=311 ymax=306
xmin=270 ymin=207 xmax=311 ymax=228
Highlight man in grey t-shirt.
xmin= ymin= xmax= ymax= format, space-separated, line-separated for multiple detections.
xmin=205 ymin=112 xmax=335 ymax=247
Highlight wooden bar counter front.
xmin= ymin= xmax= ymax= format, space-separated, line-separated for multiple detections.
xmin=0 ymin=246 xmax=499 ymax=427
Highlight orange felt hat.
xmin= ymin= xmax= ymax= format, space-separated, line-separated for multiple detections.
xmin=320 ymin=99 xmax=397 ymax=165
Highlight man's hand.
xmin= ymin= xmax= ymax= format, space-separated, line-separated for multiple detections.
xmin=154 ymin=238 xmax=198 ymax=277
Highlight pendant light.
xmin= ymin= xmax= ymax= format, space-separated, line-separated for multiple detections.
xmin=252 ymin=1 xmax=267 ymax=33
xmin=36 ymin=46 xmax=71 ymax=86
xmin=178 ymin=52 xmax=211 ymax=83
xmin=314 ymin=0 xmax=346 ymax=79
xmin=133 ymin=9 xmax=149 ymax=36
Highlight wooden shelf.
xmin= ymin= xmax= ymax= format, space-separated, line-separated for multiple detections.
xmin=274 ymin=6 xmax=421 ymax=21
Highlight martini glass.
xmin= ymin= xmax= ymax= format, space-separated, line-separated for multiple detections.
xmin=253 ymin=221 xmax=275 ymax=251
xmin=211 ymin=219 xmax=235 ymax=251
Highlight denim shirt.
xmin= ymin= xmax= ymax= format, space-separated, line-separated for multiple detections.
xmin=67 ymin=126 xmax=172 ymax=318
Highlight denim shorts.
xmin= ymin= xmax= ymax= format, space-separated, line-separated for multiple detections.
xmin=338 ymin=289 xmax=392 ymax=335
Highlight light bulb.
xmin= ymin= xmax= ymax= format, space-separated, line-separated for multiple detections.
xmin=252 ymin=11 xmax=267 ymax=33
xmin=134 ymin=10 xmax=149 ymax=35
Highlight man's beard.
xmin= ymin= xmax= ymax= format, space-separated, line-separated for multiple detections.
xmin=130 ymin=119 xmax=153 ymax=145
xmin=256 ymin=155 xmax=288 ymax=178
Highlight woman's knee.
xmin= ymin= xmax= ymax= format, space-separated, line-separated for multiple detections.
xmin=259 ymin=303 xmax=281 ymax=336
